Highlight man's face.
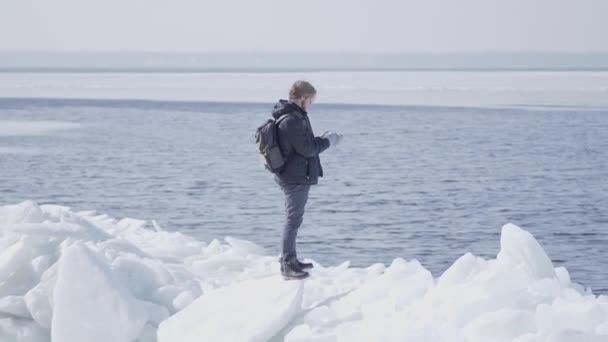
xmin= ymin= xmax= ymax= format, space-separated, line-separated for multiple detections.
xmin=302 ymin=95 xmax=315 ymax=111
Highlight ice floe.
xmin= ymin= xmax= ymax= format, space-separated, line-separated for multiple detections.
xmin=0 ymin=200 xmax=606 ymax=342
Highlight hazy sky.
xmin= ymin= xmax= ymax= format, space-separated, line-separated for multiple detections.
xmin=2 ymin=0 xmax=607 ymax=53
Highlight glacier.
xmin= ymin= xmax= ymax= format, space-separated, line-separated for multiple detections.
xmin=0 ymin=200 xmax=607 ymax=342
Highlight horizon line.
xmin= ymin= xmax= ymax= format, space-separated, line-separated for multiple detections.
xmin=2 ymin=50 xmax=608 ymax=55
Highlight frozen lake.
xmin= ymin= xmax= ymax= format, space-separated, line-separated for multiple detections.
xmin=0 ymin=71 xmax=607 ymax=293
xmin=1 ymin=70 xmax=608 ymax=108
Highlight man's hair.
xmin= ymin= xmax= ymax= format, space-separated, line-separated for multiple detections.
xmin=289 ymin=80 xmax=317 ymax=100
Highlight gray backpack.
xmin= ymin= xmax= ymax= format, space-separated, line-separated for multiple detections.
xmin=255 ymin=114 xmax=292 ymax=174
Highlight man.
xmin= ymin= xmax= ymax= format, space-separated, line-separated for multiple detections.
xmin=271 ymin=80 xmax=342 ymax=280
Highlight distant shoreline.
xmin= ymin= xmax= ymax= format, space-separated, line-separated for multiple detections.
xmin=2 ymin=51 xmax=608 ymax=72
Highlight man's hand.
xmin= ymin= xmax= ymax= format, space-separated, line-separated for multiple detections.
xmin=321 ymin=131 xmax=343 ymax=147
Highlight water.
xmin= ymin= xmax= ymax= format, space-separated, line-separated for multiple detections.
xmin=1 ymin=76 xmax=607 ymax=294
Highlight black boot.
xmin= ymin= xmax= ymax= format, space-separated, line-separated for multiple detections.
xmin=279 ymin=256 xmax=313 ymax=271
xmin=296 ymin=259 xmax=313 ymax=270
xmin=281 ymin=257 xmax=309 ymax=280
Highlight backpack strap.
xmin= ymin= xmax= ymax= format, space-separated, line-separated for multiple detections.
xmin=274 ymin=113 xmax=295 ymax=160
xmin=275 ymin=113 xmax=295 ymax=126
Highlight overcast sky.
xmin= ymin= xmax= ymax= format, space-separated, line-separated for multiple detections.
xmin=2 ymin=0 xmax=607 ymax=53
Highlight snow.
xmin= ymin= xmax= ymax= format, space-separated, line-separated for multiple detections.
xmin=0 ymin=200 xmax=607 ymax=342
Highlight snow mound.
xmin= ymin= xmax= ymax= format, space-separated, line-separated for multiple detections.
xmin=0 ymin=200 xmax=606 ymax=342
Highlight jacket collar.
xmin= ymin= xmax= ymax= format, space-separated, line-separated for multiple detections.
xmin=271 ymin=98 xmax=308 ymax=119
xmin=287 ymin=100 xmax=308 ymax=116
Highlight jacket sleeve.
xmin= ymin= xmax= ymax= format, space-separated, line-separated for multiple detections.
xmin=283 ymin=118 xmax=330 ymax=158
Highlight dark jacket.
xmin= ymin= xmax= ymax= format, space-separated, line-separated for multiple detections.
xmin=271 ymin=99 xmax=330 ymax=185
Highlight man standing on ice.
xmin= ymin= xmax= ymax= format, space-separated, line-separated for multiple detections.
xmin=272 ymin=80 xmax=342 ymax=280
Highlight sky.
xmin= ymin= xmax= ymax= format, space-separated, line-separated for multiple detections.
xmin=1 ymin=0 xmax=607 ymax=53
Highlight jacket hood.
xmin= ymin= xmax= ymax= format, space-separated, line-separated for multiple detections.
xmin=271 ymin=99 xmax=307 ymax=119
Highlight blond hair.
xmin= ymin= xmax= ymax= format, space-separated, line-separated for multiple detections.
xmin=289 ymin=80 xmax=317 ymax=101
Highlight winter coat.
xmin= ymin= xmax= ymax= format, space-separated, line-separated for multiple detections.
xmin=271 ymin=99 xmax=330 ymax=185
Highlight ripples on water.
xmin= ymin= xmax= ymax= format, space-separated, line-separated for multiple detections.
xmin=0 ymin=98 xmax=607 ymax=293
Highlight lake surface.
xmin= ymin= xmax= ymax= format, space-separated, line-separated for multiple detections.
xmin=1 ymin=71 xmax=607 ymax=293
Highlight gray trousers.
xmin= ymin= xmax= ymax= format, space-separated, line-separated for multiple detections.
xmin=275 ymin=178 xmax=311 ymax=262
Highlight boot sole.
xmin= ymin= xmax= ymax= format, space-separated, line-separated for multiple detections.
xmin=282 ymin=274 xmax=309 ymax=280
xmin=282 ymin=265 xmax=313 ymax=271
